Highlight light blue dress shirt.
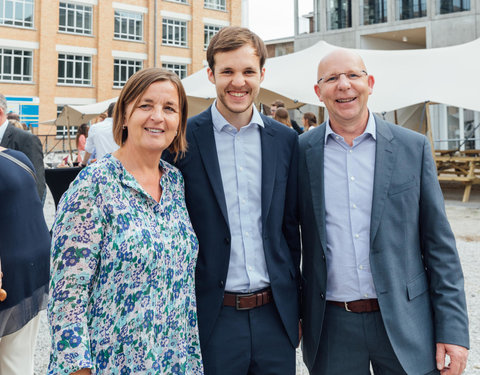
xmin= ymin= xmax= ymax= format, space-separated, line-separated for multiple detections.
xmin=324 ymin=111 xmax=377 ymax=302
xmin=0 ymin=119 xmax=8 ymax=143
xmin=211 ymin=102 xmax=270 ymax=293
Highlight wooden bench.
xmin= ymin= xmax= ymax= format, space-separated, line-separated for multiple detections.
xmin=434 ymin=151 xmax=480 ymax=202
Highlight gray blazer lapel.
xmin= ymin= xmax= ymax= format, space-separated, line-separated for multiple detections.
xmin=192 ymin=122 xmax=229 ymax=225
xmin=260 ymin=123 xmax=276 ymax=227
xmin=370 ymin=116 xmax=397 ymax=245
xmin=305 ymin=125 xmax=327 ymax=253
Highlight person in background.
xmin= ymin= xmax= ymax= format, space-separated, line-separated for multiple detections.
xmin=80 ymin=102 xmax=119 ymax=166
xmin=164 ymin=26 xmax=301 ymax=375
xmin=0 ymin=94 xmax=46 ymax=202
xmin=271 ymin=100 xmax=303 ymax=135
xmin=298 ymin=49 xmax=469 ymax=375
xmin=302 ymin=112 xmax=317 ymax=131
xmin=0 ymin=146 xmax=50 ymax=375
xmin=274 ymin=107 xmax=292 ymax=128
xmin=75 ymin=123 xmax=89 ymax=164
xmin=48 ymin=68 xmax=203 ymax=374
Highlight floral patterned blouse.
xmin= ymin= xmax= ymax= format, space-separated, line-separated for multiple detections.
xmin=48 ymin=154 xmax=203 ymax=375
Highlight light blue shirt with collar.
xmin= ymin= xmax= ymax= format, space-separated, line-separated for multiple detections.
xmin=0 ymin=119 xmax=8 ymax=143
xmin=324 ymin=111 xmax=377 ymax=302
xmin=211 ymin=101 xmax=270 ymax=293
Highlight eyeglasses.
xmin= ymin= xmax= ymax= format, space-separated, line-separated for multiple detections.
xmin=317 ymin=70 xmax=368 ymax=85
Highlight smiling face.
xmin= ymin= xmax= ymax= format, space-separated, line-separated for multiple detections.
xmin=314 ymin=50 xmax=374 ymax=133
xmin=207 ymin=44 xmax=265 ymax=128
xmin=122 ymin=80 xmax=180 ymax=157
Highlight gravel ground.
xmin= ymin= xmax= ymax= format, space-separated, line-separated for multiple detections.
xmin=34 ymin=188 xmax=480 ymax=374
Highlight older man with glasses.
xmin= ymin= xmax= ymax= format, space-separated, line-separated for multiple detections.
xmin=298 ymin=49 xmax=469 ymax=375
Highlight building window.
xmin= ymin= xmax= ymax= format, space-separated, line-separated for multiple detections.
xmin=396 ymin=0 xmax=426 ymax=20
xmin=59 ymin=2 xmax=93 ymax=35
xmin=162 ymin=18 xmax=188 ymax=47
xmin=204 ymin=24 xmax=222 ymax=49
xmin=166 ymin=0 xmax=188 ymax=3
xmin=162 ymin=63 xmax=187 ymax=79
xmin=327 ymin=0 xmax=352 ymax=30
xmin=361 ymin=0 xmax=387 ymax=24
xmin=0 ymin=0 xmax=34 ymax=28
xmin=204 ymin=0 xmax=226 ymax=11
xmin=114 ymin=10 xmax=143 ymax=41
xmin=114 ymin=59 xmax=142 ymax=88
xmin=437 ymin=0 xmax=470 ymax=14
xmin=58 ymin=54 xmax=92 ymax=86
xmin=0 ymin=48 xmax=33 ymax=82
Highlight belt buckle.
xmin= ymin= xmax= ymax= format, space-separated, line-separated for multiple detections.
xmin=236 ymin=292 xmax=255 ymax=311
xmin=344 ymin=302 xmax=352 ymax=312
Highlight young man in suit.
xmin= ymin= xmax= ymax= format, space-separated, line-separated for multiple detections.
xmin=165 ymin=26 xmax=301 ymax=374
xmin=298 ymin=49 xmax=469 ymax=374
xmin=0 ymin=94 xmax=46 ymax=201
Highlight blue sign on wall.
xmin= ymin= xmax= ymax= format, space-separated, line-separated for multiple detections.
xmin=6 ymin=96 xmax=39 ymax=128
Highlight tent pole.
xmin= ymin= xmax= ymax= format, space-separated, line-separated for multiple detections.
xmin=67 ymin=111 xmax=73 ymax=162
xmin=425 ymin=101 xmax=435 ymax=158
xmin=394 ymin=110 xmax=398 ymax=125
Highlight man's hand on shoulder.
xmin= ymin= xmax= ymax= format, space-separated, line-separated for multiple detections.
xmin=436 ymin=342 xmax=468 ymax=374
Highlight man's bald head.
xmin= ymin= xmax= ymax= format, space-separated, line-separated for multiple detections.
xmin=317 ymin=49 xmax=367 ymax=83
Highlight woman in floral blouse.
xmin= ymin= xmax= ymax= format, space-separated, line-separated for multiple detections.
xmin=48 ymin=68 xmax=203 ymax=375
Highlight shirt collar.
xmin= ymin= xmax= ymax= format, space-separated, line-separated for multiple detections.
xmin=211 ymin=100 xmax=264 ymax=133
xmin=0 ymin=119 xmax=9 ymax=143
xmin=324 ymin=110 xmax=376 ymax=144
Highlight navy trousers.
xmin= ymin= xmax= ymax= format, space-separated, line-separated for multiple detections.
xmin=202 ymin=301 xmax=296 ymax=375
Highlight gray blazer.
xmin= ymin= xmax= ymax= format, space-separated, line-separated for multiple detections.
xmin=1 ymin=123 xmax=46 ymax=199
xmin=298 ymin=114 xmax=469 ymax=374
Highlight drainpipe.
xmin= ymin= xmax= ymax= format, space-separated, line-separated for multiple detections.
xmin=154 ymin=0 xmax=157 ymax=67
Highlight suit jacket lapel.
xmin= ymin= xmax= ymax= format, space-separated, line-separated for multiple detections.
xmin=370 ymin=115 xmax=396 ymax=245
xmin=306 ymin=124 xmax=327 ymax=253
xmin=192 ymin=110 xmax=229 ymax=225
xmin=260 ymin=120 xmax=276 ymax=227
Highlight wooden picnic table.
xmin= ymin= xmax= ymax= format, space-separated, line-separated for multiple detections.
xmin=434 ymin=150 xmax=480 ymax=202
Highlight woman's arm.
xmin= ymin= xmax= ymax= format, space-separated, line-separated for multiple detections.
xmin=48 ymin=180 xmax=105 ymax=373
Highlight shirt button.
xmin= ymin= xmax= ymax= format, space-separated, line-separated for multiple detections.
xmin=320 ymin=293 xmax=325 ymax=299
xmin=242 ymin=199 xmax=246 ymax=204
xmin=359 ymin=265 xmax=364 ymax=270
xmin=239 ymin=167 xmax=243 ymax=172
xmin=350 ymin=176 xmax=355 ymax=181
xmin=246 ymin=232 xmax=249 ymax=237
xmin=248 ymin=266 xmax=253 ymax=271
xmin=349 ymin=149 xmax=353 ymax=153
xmin=336 ymin=136 xmax=340 ymax=140
xmin=352 ymin=203 xmax=357 ymax=209
xmin=219 ymin=280 xmax=224 ymax=288
xmin=355 ymin=234 xmax=359 ymax=238
xmin=364 ymin=294 xmax=369 ymax=298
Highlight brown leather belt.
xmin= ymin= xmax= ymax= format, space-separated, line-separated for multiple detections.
xmin=328 ymin=299 xmax=379 ymax=313
xmin=223 ymin=288 xmax=273 ymax=311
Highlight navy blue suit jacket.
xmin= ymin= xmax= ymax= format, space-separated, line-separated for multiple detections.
xmin=298 ymin=115 xmax=469 ymax=374
xmin=165 ymin=107 xmax=301 ymax=350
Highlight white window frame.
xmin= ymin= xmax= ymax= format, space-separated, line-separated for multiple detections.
xmin=165 ymin=0 xmax=188 ymax=3
xmin=162 ymin=62 xmax=187 ymax=79
xmin=0 ymin=0 xmax=34 ymax=28
xmin=113 ymin=58 xmax=143 ymax=88
xmin=0 ymin=47 xmax=33 ymax=82
xmin=58 ymin=1 xmax=93 ymax=35
xmin=162 ymin=18 xmax=188 ymax=47
xmin=204 ymin=24 xmax=222 ymax=49
xmin=58 ymin=53 xmax=92 ymax=86
xmin=204 ymin=0 xmax=226 ymax=11
xmin=114 ymin=10 xmax=143 ymax=41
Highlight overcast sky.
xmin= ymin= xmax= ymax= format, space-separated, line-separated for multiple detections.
xmin=247 ymin=0 xmax=313 ymax=41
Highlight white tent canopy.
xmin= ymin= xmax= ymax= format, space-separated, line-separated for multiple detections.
xmin=182 ymin=38 xmax=480 ymax=114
